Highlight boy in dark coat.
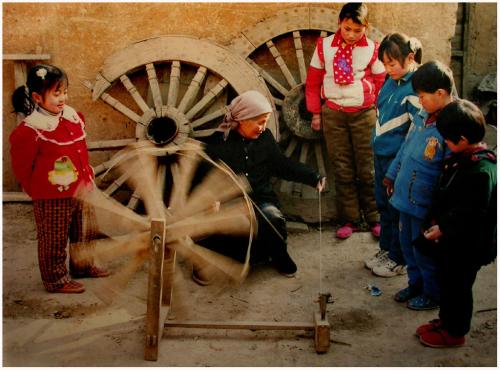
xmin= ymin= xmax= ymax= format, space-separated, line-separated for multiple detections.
xmin=415 ymin=99 xmax=496 ymax=348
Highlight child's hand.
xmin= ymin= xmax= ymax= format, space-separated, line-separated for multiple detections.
xmin=311 ymin=113 xmax=322 ymax=131
xmin=382 ymin=177 xmax=394 ymax=197
xmin=316 ymin=176 xmax=326 ymax=192
xmin=424 ymin=225 xmax=442 ymax=242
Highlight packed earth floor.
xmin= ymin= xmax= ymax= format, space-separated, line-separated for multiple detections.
xmin=2 ymin=203 xmax=497 ymax=366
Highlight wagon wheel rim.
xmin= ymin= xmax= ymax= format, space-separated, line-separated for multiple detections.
xmin=86 ymin=35 xmax=279 ymax=208
xmin=229 ymin=6 xmax=384 ymax=221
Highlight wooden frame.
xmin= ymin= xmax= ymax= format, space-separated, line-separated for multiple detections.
xmin=143 ymin=219 xmax=331 ymax=361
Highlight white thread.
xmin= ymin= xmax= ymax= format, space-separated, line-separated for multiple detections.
xmin=318 ymin=190 xmax=322 ymax=294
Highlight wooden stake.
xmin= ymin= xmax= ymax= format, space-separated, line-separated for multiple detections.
xmin=313 ymin=312 xmax=330 ymax=354
xmin=145 ymin=219 xmax=168 ymax=361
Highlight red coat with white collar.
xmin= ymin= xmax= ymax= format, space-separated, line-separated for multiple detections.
xmin=306 ymin=30 xmax=386 ymax=113
xmin=9 ymin=106 xmax=94 ymax=200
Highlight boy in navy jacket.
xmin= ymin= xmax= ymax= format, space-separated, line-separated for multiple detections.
xmin=384 ymin=61 xmax=455 ymax=310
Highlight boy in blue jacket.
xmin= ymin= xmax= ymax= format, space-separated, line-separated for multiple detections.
xmin=384 ymin=61 xmax=454 ymax=310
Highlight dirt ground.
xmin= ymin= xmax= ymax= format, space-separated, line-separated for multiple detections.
xmin=2 ymin=202 xmax=497 ymax=366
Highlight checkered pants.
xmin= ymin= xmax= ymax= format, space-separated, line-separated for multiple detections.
xmin=33 ymin=198 xmax=96 ymax=291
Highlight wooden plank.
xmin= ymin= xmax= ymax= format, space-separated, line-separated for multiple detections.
xmin=3 ymin=192 xmax=31 ymax=202
xmin=145 ymin=219 xmax=167 ymax=361
xmin=3 ymin=53 xmax=50 ymax=60
xmin=164 ymin=320 xmax=314 ymax=331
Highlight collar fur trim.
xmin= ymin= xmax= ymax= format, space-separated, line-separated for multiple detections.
xmin=24 ymin=105 xmax=82 ymax=132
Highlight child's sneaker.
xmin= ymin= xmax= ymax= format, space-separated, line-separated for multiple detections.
xmin=419 ymin=327 xmax=465 ymax=348
xmin=372 ymin=259 xmax=407 ymax=277
xmin=370 ymin=222 xmax=381 ymax=238
xmin=407 ymin=295 xmax=439 ymax=310
xmin=364 ymin=250 xmax=389 ymax=270
xmin=416 ymin=319 xmax=442 ymax=337
xmin=336 ymin=223 xmax=360 ymax=239
xmin=394 ymin=286 xmax=420 ymax=302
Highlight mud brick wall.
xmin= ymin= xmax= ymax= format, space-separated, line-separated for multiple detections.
xmin=3 ymin=3 xmax=459 ymax=191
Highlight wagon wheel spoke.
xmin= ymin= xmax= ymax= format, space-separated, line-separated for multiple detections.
xmin=266 ymin=40 xmax=297 ymax=89
xmin=146 ymin=63 xmax=163 ymax=115
xmin=120 ymin=74 xmax=150 ymax=113
xmin=99 ymin=91 xmax=143 ymax=124
xmin=177 ymin=66 xmax=207 ymax=114
xmin=293 ymin=31 xmax=307 ymax=83
xmin=167 ymin=61 xmax=181 ymax=107
xmin=186 ymin=79 xmax=228 ymax=120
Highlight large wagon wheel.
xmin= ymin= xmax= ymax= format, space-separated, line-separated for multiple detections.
xmin=229 ymin=6 xmax=384 ymax=222
xmin=85 ymin=35 xmax=278 ymax=209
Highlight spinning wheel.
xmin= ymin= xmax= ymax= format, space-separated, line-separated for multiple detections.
xmin=76 ymin=138 xmax=256 ymax=302
xmin=229 ymin=6 xmax=384 ymax=221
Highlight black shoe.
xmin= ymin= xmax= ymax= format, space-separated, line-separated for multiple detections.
xmin=272 ymin=250 xmax=297 ymax=277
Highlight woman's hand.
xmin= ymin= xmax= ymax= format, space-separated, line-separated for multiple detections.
xmin=382 ymin=177 xmax=394 ymax=197
xmin=316 ymin=176 xmax=326 ymax=192
xmin=311 ymin=113 xmax=322 ymax=131
xmin=424 ymin=225 xmax=442 ymax=242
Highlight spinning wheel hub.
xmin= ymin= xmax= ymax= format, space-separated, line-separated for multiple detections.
xmin=281 ymin=84 xmax=321 ymax=141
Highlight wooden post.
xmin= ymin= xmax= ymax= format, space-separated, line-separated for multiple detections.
xmin=313 ymin=312 xmax=330 ymax=354
xmin=144 ymin=219 xmax=166 ymax=361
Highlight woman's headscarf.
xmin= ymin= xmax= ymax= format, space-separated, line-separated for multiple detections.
xmin=217 ymin=90 xmax=272 ymax=140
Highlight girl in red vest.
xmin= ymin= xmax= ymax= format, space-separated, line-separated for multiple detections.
xmin=10 ymin=64 xmax=109 ymax=294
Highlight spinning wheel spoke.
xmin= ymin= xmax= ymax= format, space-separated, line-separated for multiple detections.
xmin=168 ymin=238 xmax=248 ymax=283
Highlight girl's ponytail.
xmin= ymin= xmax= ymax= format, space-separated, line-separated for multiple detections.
xmin=408 ymin=37 xmax=423 ymax=64
xmin=12 ymin=85 xmax=35 ymax=116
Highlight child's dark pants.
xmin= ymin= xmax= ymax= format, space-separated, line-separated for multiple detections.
xmin=438 ymin=252 xmax=481 ymax=336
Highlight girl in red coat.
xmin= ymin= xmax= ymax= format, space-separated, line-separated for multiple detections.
xmin=10 ymin=64 xmax=108 ymax=294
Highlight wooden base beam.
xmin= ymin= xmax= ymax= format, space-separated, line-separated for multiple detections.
xmin=164 ymin=320 xmax=314 ymax=331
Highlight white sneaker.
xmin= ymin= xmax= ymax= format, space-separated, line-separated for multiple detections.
xmin=372 ymin=259 xmax=407 ymax=277
xmin=364 ymin=250 xmax=389 ymax=270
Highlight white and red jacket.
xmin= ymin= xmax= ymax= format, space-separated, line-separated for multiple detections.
xmin=306 ymin=30 xmax=386 ymax=113
xmin=9 ymin=106 xmax=94 ymax=200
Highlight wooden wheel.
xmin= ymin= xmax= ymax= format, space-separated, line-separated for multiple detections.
xmin=229 ymin=6 xmax=384 ymax=222
xmin=84 ymin=35 xmax=279 ymax=208
xmin=75 ymin=139 xmax=257 ymax=304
